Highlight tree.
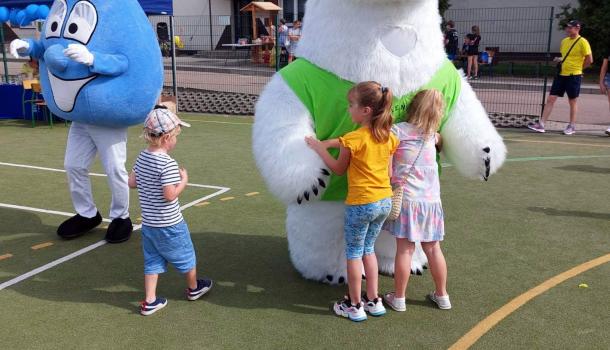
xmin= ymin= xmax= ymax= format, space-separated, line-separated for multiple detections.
xmin=556 ymin=0 xmax=610 ymax=62
xmin=439 ymin=0 xmax=451 ymax=17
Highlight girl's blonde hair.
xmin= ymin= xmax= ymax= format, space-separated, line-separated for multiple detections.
xmin=142 ymin=126 xmax=181 ymax=147
xmin=406 ymin=89 xmax=445 ymax=135
xmin=348 ymin=81 xmax=393 ymax=143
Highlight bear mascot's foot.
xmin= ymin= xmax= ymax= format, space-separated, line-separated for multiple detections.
xmin=105 ymin=217 xmax=133 ymax=243
xmin=57 ymin=212 xmax=103 ymax=239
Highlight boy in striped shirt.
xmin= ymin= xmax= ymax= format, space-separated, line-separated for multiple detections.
xmin=129 ymin=106 xmax=213 ymax=316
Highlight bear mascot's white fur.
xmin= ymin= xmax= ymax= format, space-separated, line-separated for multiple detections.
xmin=253 ymin=0 xmax=506 ymax=284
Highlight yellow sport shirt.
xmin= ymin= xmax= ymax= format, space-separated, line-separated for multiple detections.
xmin=560 ymin=36 xmax=592 ymax=76
xmin=339 ymin=127 xmax=399 ymax=205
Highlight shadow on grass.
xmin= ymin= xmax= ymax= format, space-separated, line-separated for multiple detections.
xmin=1 ymin=209 xmax=435 ymax=316
xmin=1 ymin=209 xmax=345 ymax=316
xmin=528 ymin=206 xmax=610 ymax=221
xmin=554 ymin=164 xmax=610 ymax=175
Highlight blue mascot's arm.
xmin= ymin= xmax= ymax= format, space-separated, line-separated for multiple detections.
xmin=89 ymin=52 xmax=128 ymax=76
xmin=24 ymin=39 xmax=46 ymax=60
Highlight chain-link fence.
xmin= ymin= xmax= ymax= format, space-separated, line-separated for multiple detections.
xmin=152 ymin=8 xmax=555 ymax=121
xmin=444 ymin=7 xmax=555 ymax=124
xmin=149 ymin=14 xmax=281 ymax=115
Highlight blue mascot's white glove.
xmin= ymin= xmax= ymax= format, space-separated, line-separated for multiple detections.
xmin=10 ymin=39 xmax=30 ymax=58
xmin=64 ymin=44 xmax=94 ymax=66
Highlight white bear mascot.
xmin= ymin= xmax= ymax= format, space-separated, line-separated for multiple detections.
xmin=253 ymin=0 xmax=506 ymax=284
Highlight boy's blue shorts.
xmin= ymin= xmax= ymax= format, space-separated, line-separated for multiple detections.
xmin=141 ymin=220 xmax=196 ymax=275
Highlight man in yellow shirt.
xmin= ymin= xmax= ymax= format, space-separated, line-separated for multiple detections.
xmin=529 ymin=20 xmax=593 ymax=135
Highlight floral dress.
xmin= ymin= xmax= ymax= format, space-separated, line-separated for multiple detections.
xmin=383 ymin=123 xmax=444 ymax=242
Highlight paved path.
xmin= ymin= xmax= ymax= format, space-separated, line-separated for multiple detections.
xmin=2 ymin=57 xmax=609 ymax=132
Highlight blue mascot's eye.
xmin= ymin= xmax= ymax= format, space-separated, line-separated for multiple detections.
xmin=51 ymin=21 xmax=58 ymax=31
xmin=69 ymin=23 xmax=78 ymax=34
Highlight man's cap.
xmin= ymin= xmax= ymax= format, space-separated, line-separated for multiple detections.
xmin=144 ymin=105 xmax=190 ymax=136
xmin=567 ymin=20 xmax=582 ymax=28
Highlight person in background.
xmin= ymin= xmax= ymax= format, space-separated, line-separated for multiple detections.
xmin=21 ymin=58 xmax=39 ymax=80
xmin=599 ymin=53 xmax=610 ymax=136
xmin=465 ymin=25 xmax=481 ymax=80
xmin=444 ymin=20 xmax=459 ymax=61
xmin=278 ymin=18 xmax=289 ymax=64
xmin=288 ymin=20 xmax=302 ymax=63
xmin=528 ymin=20 xmax=593 ymax=135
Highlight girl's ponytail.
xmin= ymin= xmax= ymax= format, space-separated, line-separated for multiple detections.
xmin=370 ymin=86 xmax=393 ymax=143
xmin=348 ymin=82 xmax=394 ymax=143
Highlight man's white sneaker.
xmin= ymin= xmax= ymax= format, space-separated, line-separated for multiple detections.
xmin=428 ymin=292 xmax=452 ymax=310
xmin=383 ymin=292 xmax=406 ymax=312
xmin=605 ymin=128 xmax=610 ymax=136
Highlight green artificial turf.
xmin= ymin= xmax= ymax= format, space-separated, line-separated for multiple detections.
xmin=0 ymin=117 xmax=608 ymax=349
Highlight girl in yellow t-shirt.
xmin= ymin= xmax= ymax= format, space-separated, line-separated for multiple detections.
xmin=305 ymin=81 xmax=398 ymax=322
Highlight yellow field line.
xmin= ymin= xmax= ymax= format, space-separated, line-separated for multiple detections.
xmin=245 ymin=192 xmax=260 ymax=197
xmin=220 ymin=197 xmax=235 ymax=201
xmin=0 ymin=253 xmax=13 ymax=261
xmin=449 ymin=253 xmax=610 ymax=350
xmin=505 ymin=138 xmax=610 ymax=148
xmin=196 ymin=202 xmax=211 ymax=207
xmin=31 ymin=242 xmax=54 ymax=250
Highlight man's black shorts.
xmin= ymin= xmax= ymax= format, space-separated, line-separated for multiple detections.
xmin=550 ymin=75 xmax=582 ymax=99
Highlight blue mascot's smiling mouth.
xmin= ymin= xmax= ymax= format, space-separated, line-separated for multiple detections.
xmin=48 ymin=70 xmax=98 ymax=112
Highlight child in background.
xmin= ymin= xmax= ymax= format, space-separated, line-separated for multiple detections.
xmin=383 ymin=90 xmax=451 ymax=311
xmin=305 ymin=81 xmax=398 ymax=322
xmin=129 ymin=106 xmax=213 ymax=316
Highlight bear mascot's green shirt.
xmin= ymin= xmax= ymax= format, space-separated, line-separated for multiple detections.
xmin=280 ymin=58 xmax=461 ymax=201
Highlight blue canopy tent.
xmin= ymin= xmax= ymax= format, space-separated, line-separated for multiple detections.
xmin=0 ymin=1 xmax=173 ymax=15
xmin=0 ymin=0 xmax=177 ymax=98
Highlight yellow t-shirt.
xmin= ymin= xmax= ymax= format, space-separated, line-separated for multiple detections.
xmin=560 ymin=36 xmax=592 ymax=76
xmin=339 ymin=127 xmax=399 ymax=205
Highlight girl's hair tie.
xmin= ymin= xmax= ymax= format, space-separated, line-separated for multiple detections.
xmin=381 ymin=86 xmax=388 ymax=94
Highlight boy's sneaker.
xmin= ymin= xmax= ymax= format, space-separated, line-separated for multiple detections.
xmin=563 ymin=124 xmax=575 ymax=135
xmin=187 ymin=278 xmax=213 ymax=301
xmin=333 ymin=296 xmax=367 ymax=322
xmin=383 ymin=292 xmax=406 ymax=312
xmin=363 ymin=295 xmax=386 ymax=316
xmin=527 ymin=122 xmax=545 ymax=133
xmin=427 ymin=292 xmax=452 ymax=310
xmin=140 ymin=297 xmax=167 ymax=316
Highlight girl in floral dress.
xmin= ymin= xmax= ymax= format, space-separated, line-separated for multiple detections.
xmin=383 ymin=89 xmax=452 ymax=312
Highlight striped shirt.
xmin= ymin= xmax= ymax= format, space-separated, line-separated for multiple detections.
xmin=133 ymin=150 xmax=183 ymax=227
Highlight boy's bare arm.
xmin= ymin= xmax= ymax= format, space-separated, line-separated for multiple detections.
xmin=128 ymin=171 xmax=137 ymax=189
xmin=163 ymin=168 xmax=188 ymax=201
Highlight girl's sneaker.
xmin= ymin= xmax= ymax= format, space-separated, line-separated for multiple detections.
xmin=363 ymin=295 xmax=386 ymax=316
xmin=428 ymin=292 xmax=452 ymax=310
xmin=383 ymin=292 xmax=406 ymax=312
xmin=140 ymin=297 xmax=168 ymax=316
xmin=333 ymin=297 xmax=367 ymax=322
xmin=187 ymin=278 xmax=213 ymax=301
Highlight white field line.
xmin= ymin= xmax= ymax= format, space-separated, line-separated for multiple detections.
xmin=0 ymin=162 xmax=230 ymax=291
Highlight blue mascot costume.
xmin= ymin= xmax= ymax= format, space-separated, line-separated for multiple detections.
xmin=10 ymin=0 xmax=163 ymax=243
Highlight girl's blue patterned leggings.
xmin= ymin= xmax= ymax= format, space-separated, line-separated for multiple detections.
xmin=344 ymin=197 xmax=391 ymax=260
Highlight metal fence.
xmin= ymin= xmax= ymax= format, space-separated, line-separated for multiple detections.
xmin=444 ymin=6 xmax=555 ymax=122
xmin=149 ymin=14 xmax=280 ymax=114
xmin=152 ymin=8 xmax=555 ymax=120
